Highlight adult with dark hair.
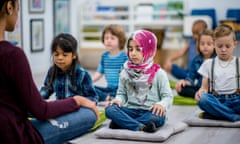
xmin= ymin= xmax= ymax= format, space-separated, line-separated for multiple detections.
xmin=0 ymin=1 xmax=98 ymax=143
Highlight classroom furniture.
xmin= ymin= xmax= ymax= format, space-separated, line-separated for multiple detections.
xmin=226 ymin=9 xmax=240 ymax=24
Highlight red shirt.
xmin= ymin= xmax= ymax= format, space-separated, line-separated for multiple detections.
xmin=0 ymin=41 xmax=79 ymax=144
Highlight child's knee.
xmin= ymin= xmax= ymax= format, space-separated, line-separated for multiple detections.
xmin=198 ymin=93 xmax=210 ymax=105
xmin=151 ymin=115 xmax=166 ymax=127
xmin=105 ymin=104 xmax=118 ymax=118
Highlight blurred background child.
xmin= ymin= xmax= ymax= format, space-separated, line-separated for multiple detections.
xmin=92 ymin=24 xmax=128 ymax=102
xmin=175 ymin=29 xmax=215 ymax=98
xmin=164 ymin=19 xmax=208 ymax=79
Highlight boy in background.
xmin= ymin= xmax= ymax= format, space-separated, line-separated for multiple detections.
xmin=92 ymin=24 xmax=128 ymax=102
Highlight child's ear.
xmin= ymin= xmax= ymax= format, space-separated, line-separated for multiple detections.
xmin=73 ymin=55 xmax=76 ymax=59
xmin=234 ymin=40 xmax=238 ymax=48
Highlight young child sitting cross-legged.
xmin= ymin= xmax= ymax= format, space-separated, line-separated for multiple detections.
xmin=105 ymin=30 xmax=173 ymax=133
xmin=175 ymin=29 xmax=215 ymax=98
xmin=195 ymin=24 xmax=240 ymax=121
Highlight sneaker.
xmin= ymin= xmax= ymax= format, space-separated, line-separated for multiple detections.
xmin=143 ymin=122 xmax=157 ymax=133
xmin=109 ymin=121 xmax=122 ymax=129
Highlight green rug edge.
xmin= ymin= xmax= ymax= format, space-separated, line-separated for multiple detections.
xmin=90 ymin=110 xmax=107 ymax=131
xmin=173 ymin=95 xmax=197 ymax=105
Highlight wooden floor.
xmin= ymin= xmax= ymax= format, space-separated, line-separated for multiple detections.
xmin=33 ymin=71 xmax=240 ymax=144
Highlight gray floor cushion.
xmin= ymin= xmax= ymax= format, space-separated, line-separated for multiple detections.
xmin=94 ymin=122 xmax=187 ymax=142
xmin=184 ymin=109 xmax=240 ymax=127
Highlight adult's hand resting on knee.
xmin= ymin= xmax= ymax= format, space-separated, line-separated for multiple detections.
xmin=73 ymin=96 xmax=99 ymax=119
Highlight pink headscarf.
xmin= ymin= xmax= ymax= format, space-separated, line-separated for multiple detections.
xmin=125 ymin=29 xmax=160 ymax=84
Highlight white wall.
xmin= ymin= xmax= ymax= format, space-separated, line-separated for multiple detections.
xmin=21 ymin=0 xmax=53 ymax=74
xmin=21 ymin=0 xmax=86 ymax=74
xmin=20 ymin=0 xmax=240 ymax=74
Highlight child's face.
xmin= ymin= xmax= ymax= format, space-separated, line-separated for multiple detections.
xmin=103 ymin=31 xmax=120 ymax=52
xmin=199 ymin=35 xmax=214 ymax=59
xmin=214 ymin=34 xmax=237 ymax=61
xmin=192 ymin=23 xmax=205 ymax=41
xmin=128 ymin=40 xmax=143 ymax=65
xmin=53 ymin=46 xmax=75 ymax=71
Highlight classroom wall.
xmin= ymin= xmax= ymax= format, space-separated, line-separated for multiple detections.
xmin=186 ymin=0 xmax=240 ymax=23
xmin=21 ymin=0 xmax=53 ymax=74
xmin=20 ymin=0 xmax=240 ymax=74
xmin=21 ymin=0 xmax=81 ymax=74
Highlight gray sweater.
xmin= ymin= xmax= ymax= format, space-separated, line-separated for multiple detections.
xmin=115 ymin=68 xmax=173 ymax=111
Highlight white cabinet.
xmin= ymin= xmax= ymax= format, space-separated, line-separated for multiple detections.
xmin=78 ymin=0 xmax=184 ymax=49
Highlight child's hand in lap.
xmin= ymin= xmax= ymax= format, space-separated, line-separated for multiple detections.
xmin=195 ymin=89 xmax=207 ymax=101
xmin=105 ymin=100 xmax=121 ymax=108
xmin=149 ymin=104 xmax=165 ymax=116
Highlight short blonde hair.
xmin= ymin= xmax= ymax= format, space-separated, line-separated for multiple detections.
xmin=101 ymin=24 xmax=127 ymax=50
xmin=213 ymin=24 xmax=236 ymax=41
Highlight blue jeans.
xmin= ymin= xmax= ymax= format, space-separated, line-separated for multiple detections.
xmin=171 ymin=64 xmax=188 ymax=79
xmin=198 ymin=93 xmax=240 ymax=121
xmin=105 ymin=104 xmax=166 ymax=131
xmin=94 ymin=86 xmax=117 ymax=102
xmin=31 ymin=107 xmax=97 ymax=144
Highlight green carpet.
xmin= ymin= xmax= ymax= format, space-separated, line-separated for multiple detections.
xmin=90 ymin=110 xmax=107 ymax=131
xmin=173 ymin=95 xmax=197 ymax=105
xmin=169 ymin=80 xmax=176 ymax=89
xmin=169 ymin=80 xmax=197 ymax=105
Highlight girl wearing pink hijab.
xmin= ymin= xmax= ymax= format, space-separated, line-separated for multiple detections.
xmin=105 ymin=30 xmax=173 ymax=133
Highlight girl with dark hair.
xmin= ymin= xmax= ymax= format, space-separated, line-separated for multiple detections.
xmin=175 ymin=29 xmax=216 ymax=98
xmin=37 ymin=33 xmax=98 ymax=143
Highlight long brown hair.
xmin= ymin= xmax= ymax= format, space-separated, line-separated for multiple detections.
xmin=196 ymin=29 xmax=215 ymax=56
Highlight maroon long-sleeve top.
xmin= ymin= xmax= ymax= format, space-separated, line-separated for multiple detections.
xmin=0 ymin=41 xmax=79 ymax=143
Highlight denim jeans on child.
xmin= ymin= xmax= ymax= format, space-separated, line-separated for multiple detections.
xmin=105 ymin=104 xmax=166 ymax=131
xmin=198 ymin=93 xmax=240 ymax=121
xmin=94 ymin=86 xmax=117 ymax=101
xmin=31 ymin=107 xmax=96 ymax=144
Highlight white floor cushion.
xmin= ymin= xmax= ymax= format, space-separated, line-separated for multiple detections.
xmin=184 ymin=109 xmax=240 ymax=127
xmin=94 ymin=122 xmax=187 ymax=142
